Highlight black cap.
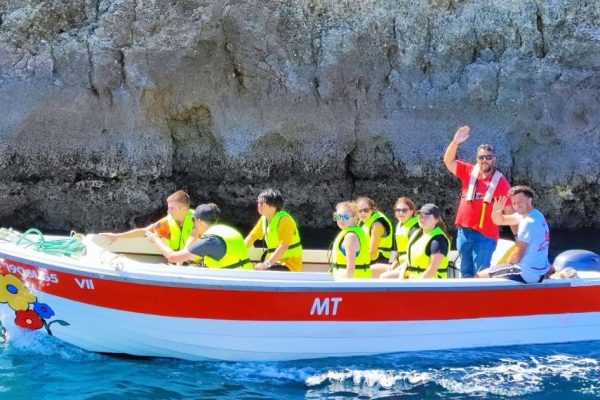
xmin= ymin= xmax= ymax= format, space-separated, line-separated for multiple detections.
xmin=418 ymin=203 xmax=441 ymax=218
xmin=193 ymin=203 xmax=220 ymax=223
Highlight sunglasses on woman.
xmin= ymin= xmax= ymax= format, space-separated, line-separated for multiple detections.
xmin=333 ymin=212 xmax=351 ymax=221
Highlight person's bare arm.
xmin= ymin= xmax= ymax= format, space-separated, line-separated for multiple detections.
xmin=507 ymin=241 xmax=527 ymax=264
xmin=342 ymin=233 xmax=359 ymax=278
xmin=491 ymin=196 xmax=520 ymax=226
xmin=443 ymin=125 xmax=470 ymax=175
xmin=369 ymin=222 xmax=385 ymax=260
xmin=147 ymin=231 xmax=193 ymax=263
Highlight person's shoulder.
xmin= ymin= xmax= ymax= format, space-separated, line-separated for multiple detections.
xmin=455 ymin=159 xmax=472 ymax=178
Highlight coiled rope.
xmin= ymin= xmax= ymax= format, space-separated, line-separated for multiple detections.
xmin=12 ymin=228 xmax=87 ymax=257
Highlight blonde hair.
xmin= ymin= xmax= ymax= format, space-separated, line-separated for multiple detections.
xmin=167 ymin=190 xmax=191 ymax=206
xmin=336 ymin=201 xmax=358 ymax=218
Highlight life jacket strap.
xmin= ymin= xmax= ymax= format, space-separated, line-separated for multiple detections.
xmin=221 ymin=259 xmax=251 ymax=269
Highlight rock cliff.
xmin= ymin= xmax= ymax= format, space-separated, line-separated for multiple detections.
xmin=1 ymin=0 xmax=599 ymax=232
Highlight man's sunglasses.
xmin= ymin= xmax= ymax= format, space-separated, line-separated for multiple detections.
xmin=478 ymin=155 xmax=494 ymax=161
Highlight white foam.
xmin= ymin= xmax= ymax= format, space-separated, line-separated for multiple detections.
xmin=301 ymin=351 xmax=600 ymax=397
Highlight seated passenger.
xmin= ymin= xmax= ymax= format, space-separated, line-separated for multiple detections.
xmin=244 ymin=188 xmax=303 ymax=271
xmin=381 ymin=203 xmax=450 ymax=279
xmin=330 ymin=201 xmax=372 ymax=278
xmin=476 ymin=186 xmax=550 ymax=283
xmin=355 ymin=196 xmax=394 ymax=264
xmin=147 ymin=203 xmax=252 ymax=269
xmin=99 ymin=190 xmax=194 ymax=251
xmin=371 ymin=197 xmax=419 ymax=278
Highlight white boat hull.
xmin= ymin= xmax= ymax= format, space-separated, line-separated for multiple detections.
xmin=1 ymin=233 xmax=600 ymax=361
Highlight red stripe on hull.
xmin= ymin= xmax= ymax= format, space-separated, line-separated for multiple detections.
xmin=2 ymin=258 xmax=600 ymax=321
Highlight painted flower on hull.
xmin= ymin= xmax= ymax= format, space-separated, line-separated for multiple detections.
xmin=33 ymin=302 xmax=55 ymax=319
xmin=0 ymin=272 xmax=69 ymax=336
xmin=14 ymin=309 xmax=44 ymax=330
xmin=0 ymin=273 xmax=36 ymax=311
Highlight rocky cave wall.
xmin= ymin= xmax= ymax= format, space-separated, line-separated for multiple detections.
xmin=1 ymin=0 xmax=600 ymax=233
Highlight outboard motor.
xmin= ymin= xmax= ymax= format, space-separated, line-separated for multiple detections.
xmin=553 ymin=249 xmax=600 ymax=272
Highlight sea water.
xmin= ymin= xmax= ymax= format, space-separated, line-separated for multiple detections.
xmin=1 ymin=229 xmax=599 ymax=399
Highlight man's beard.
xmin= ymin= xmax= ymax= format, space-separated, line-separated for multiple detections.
xmin=480 ymin=163 xmax=493 ymax=173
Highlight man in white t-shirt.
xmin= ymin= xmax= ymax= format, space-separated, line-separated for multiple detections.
xmin=476 ymin=185 xmax=550 ymax=283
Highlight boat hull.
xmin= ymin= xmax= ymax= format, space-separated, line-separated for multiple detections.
xmin=16 ymin=292 xmax=600 ymax=361
xmin=1 ymin=237 xmax=600 ymax=361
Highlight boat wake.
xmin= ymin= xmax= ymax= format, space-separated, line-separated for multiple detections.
xmin=211 ymin=344 xmax=600 ymax=398
xmin=300 ymin=351 xmax=600 ymax=397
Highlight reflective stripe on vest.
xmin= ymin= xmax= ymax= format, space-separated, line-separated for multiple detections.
xmin=406 ymin=227 xmax=450 ymax=279
xmin=203 ymin=224 xmax=252 ymax=269
xmin=262 ymin=210 xmax=303 ymax=260
xmin=465 ymin=164 xmax=505 ymax=203
xmin=361 ymin=211 xmax=394 ymax=259
xmin=330 ymin=226 xmax=372 ymax=278
xmin=167 ymin=210 xmax=195 ymax=250
xmin=465 ymin=164 xmax=505 ymax=228
xmin=394 ymin=216 xmax=419 ymax=256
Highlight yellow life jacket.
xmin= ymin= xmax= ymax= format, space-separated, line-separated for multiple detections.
xmin=361 ymin=211 xmax=394 ymax=260
xmin=166 ymin=209 xmax=202 ymax=263
xmin=203 ymin=224 xmax=252 ymax=269
xmin=330 ymin=226 xmax=372 ymax=278
xmin=167 ymin=210 xmax=195 ymax=250
xmin=406 ymin=227 xmax=450 ymax=279
xmin=263 ymin=210 xmax=302 ymax=260
xmin=394 ymin=216 xmax=419 ymax=255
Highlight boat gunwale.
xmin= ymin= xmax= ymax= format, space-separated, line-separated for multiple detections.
xmin=0 ymin=244 xmax=590 ymax=293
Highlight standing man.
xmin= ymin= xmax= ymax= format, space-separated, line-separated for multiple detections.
xmin=245 ymin=188 xmax=303 ymax=271
xmin=443 ymin=125 xmax=514 ymax=277
xmin=147 ymin=203 xmax=252 ymax=269
xmin=477 ymin=186 xmax=550 ymax=283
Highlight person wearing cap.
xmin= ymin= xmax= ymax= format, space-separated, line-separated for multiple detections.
xmin=355 ymin=196 xmax=394 ymax=264
xmin=330 ymin=201 xmax=371 ymax=278
xmin=244 ymin=189 xmax=303 ymax=272
xmin=380 ymin=204 xmax=451 ymax=279
xmin=147 ymin=203 xmax=252 ymax=269
xmin=443 ymin=125 xmax=514 ymax=278
xmin=477 ymin=186 xmax=550 ymax=283
xmin=99 ymin=190 xmax=196 ymax=253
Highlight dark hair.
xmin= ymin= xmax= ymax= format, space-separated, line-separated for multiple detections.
xmin=508 ymin=185 xmax=535 ymax=199
xmin=258 ymin=188 xmax=284 ymax=210
xmin=356 ymin=196 xmax=377 ymax=210
xmin=477 ymin=144 xmax=495 ymax=153
xmin=193 ymin=203 xmax=220 ymax=223
xmin=167 ymin=190 xmax=191 ymax=207
xmin=394 ymin=197 xmax=416 ymax=211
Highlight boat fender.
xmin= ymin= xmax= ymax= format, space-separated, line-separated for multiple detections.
xmin=553 ymin=249 xmax=600 ymax=272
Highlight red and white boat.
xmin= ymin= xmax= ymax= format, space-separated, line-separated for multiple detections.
xmin=0 ymin=230 xmax=599 ymax=362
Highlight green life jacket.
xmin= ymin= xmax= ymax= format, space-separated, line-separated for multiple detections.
xmin=203 ymin=224 xmax=252 ymax=269
xmin=262 ymin=210 xmax=302 ymax=260
xmin=395 ymin=216 xmax=419 ymax=256
xmin=330 ymin=226 xmax=372 ymax=278
xmin=406 ymin=226 xmax=450 ymax=279
xmin=361 ymin=211 xmax=394 ymax=260
xmin=167 ymin=210 xmax=195 ymax=250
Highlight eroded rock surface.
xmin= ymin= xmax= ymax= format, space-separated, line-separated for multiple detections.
xmin=1 ymin=0 xmax=599 ymax=232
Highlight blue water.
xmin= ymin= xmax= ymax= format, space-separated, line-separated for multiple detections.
xmin=1 ymin=331 xmax=600 ymax=399
xmin=1 ymin=229 xmax=599 ymax=399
